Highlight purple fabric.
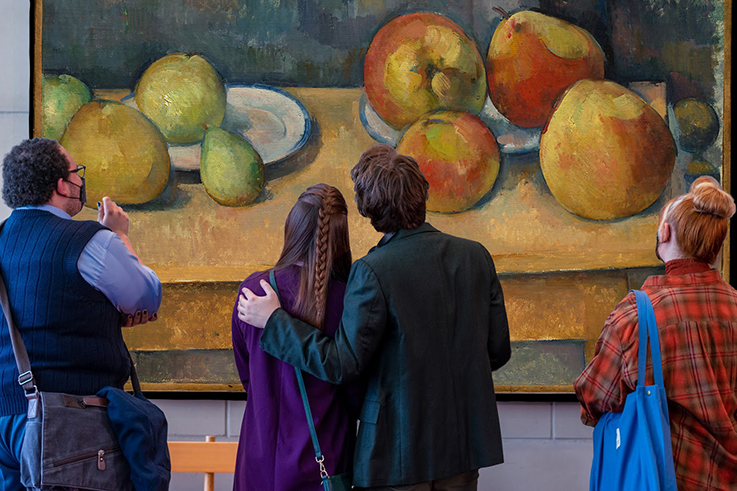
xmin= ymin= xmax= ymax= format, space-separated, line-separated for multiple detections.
xmin=232 ymin=265 xmax=358 ymax=491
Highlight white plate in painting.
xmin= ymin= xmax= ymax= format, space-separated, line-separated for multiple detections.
xmin=122 ymin=84 xmax=311 ymax=171
xmin=359 ymin=93 xmax=541 ymax=154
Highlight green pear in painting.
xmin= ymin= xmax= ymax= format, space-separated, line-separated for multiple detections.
xmin=200 ymin=126 xmax=265 ymax=207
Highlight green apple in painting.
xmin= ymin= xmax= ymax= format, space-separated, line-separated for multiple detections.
xmin=487 ymin=10 xmax=605 ymax=128
xmin=539 ymin=79 xmax=676 ymax=220
xmin=60 ymin=100 xmax=171 ymax=207
xmin=397 ymin=110 xmax=499 ymax=213
xmin=135 ymin=53 xmax=226 ymax=144
xmin=364 ymin=12 xmax=487 ymax=130
xmin=42 ymin=74 xmax=93 ymax=141
xmin=200 ymin=126 xmax=265 ymax=207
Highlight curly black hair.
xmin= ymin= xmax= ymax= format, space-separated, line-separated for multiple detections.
xmin=2 ymin=138 xmax=69 ymax=208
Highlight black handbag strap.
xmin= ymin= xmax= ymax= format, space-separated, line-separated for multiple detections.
xmin=0 ymin=218 xmax=142 ymax=399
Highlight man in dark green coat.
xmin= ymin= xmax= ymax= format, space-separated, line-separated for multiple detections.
xmin=239 ymin=144 xmax=511 ymax=490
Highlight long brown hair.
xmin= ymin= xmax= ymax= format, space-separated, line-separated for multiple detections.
xmin=274 ymin=184 xmax=352 ymax=330
xmin=661 ymin=176 xmax=736 ymax=264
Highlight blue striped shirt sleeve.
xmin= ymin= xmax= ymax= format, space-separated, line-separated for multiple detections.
xmin=77 ymin=229 xmax=163 ymax=318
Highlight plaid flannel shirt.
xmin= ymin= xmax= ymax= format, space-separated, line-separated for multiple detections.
xmin=574 ymin=266 xmax=737 ymax=491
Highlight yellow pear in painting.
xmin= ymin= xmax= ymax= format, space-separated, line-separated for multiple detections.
xmin=135 ymin=53 xmax=227 ymax=145
xmin=60 ymin=100 xmax=171 ymax=206
xmin=539 ymin=79 xmax=676 ymax=220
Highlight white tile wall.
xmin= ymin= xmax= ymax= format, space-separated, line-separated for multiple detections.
xmin=481 ymin=439 xmax=593 ymax=491
xmin=553 ymin=402 xmax=595 ymax=440
xmin=227 ymin=400 xmax=247 ymax=438
xmin=0 ymin=0 xmax=30 ymax=113
xmin=0 ymin=0 xmax=30 ymax=221
xmin=497 ymin=401 xmax=552 ymax=439
xmin=153 ymin=399 xmax=231 ymax=439
xmin=1 ymin=1 xmax=594 ymax=490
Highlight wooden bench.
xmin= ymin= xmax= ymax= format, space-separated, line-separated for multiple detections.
xmin=168 ymin=436 xmax=239 ymax=491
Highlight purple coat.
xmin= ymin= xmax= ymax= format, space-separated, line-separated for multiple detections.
xmin=231 ymin=265 xmax=360 ymax=491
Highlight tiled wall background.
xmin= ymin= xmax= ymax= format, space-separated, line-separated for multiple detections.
xmin=0 ymin=2 xmax=592 ymax=489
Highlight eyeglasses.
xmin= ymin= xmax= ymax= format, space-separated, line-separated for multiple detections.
xmin=69 ymin=165 xmax=86 ymax=179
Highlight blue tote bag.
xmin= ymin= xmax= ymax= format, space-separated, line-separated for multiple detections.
xmin=590 ymin=290 xmax=678 ymax=491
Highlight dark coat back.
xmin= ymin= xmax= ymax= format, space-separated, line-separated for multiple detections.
xmin=261 ymin=223 xmax=511 ymax=487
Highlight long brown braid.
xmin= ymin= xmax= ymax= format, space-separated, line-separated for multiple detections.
xmin=312 ymin=185 xmax=346 ymax=328
xmin=275 ymin=183 xmax=351 ymax=331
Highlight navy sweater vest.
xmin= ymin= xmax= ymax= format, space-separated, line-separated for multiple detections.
xmin=0 ymin=209 xmax=129 ymax=416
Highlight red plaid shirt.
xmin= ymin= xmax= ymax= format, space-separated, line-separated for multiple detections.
xmin=575 ymin=261 xmax=737 ymax=491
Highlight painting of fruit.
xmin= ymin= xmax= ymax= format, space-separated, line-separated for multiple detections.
xmin=41 ymin=74 xmax=92 ymax=141
xmin=486 ymin=9 xmax=605 ymax=129
xmin=33 ymin=0 xmax=728 ymax=393
xmin=539 ymin=79 xmax=676 ymax=220
xmin=135 ymin=53 xmax=227 ymax=145
xmin=200 ymin=126 xmax=265 ymax=207
xmin=673 ymin=98 xmax=720 ymax=152
xmin=60 ymin=100 xmax=171 ymax=206
xmin=364 ymin=12 xmax=487 ymax=130
xmin=397 ymin=111 xmax=500 ymax=213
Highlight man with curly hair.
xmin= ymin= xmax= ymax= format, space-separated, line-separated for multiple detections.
xmin=238 ymin=144 xmax=511 ymax=490
xmin=0 ymin=138 xmax=162 ymax=490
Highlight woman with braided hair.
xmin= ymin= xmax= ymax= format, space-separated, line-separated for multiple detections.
xmin=576 ymin=176 xmax=737 ymax=490
xmin=231 ymin=183 xmax=360 ymax=491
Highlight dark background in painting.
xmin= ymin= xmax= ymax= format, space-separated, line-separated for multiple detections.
xmin=42 ymin=0 xmax=723 ymax=106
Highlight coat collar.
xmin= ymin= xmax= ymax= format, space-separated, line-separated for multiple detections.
xmin=373 ymin=222 xmax=438 ymax=251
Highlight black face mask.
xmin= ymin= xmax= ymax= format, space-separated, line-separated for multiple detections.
xmin=60 ymin=177 xmax=87 ymax=205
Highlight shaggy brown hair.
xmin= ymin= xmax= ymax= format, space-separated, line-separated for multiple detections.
xmin=351 ymin=144 xmax=429 ymax=233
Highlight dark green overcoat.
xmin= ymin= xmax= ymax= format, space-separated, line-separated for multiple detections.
xmin=261 ymin=223 xmax=511 ymax=488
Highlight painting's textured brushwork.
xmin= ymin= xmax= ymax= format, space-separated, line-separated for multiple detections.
xmin=540 ymin=79 xmax=677 ymax=220
xmin=36 ymin=0 xmax=728 ymax=391
xmin=59 ymin=100 xmax=171 ymax=205
xmin=363 ymin=12 xmax=487 ymax=129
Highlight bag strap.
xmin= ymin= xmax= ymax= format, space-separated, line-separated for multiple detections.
xmin=0 ymin=218 xmax=142 ymax=398
xmin=268 ymin=270 xmax=330 ymax=480
xmin=0 ymin=220 xmax=38 ymax=399
xmin=632 ymin=289 xmax=665 ymax=388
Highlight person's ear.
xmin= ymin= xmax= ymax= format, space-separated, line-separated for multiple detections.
xmin=55 ymin=177 xmax=67 ymax=195
xmin=659 ymin=222 xmax=672 ymax=243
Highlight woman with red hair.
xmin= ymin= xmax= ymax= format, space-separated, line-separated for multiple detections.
xmin=575 ymin=176 xmax=737 ymax=490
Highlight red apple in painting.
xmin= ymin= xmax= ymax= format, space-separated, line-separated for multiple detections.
xmin=397 ymin=111 xmax=500 ymax=213
xmin=539 ymin=79 xmax=676 ymax=220
xmin=487 ymin=9 xmax=605 ymax=128
xmin=365 ymin=12 xmax=487 ymax=130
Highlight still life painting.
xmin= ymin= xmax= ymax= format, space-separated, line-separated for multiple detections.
xmin=34 ymin=0 xmax=730 ymax=392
